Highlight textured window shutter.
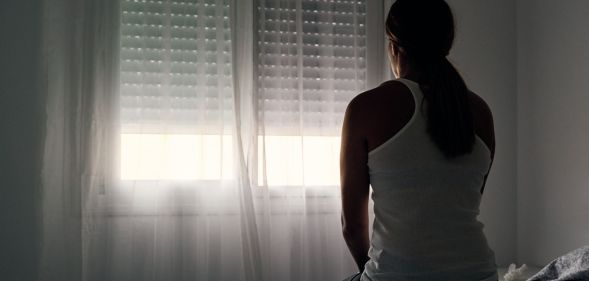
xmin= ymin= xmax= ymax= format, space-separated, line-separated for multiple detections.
xmin=121 ymin=0 xmax=368 ymax=135
xmin=120 ymin=0 xmax=232 ymax=134
xmin=257 ymin=0 xmax=367 ymax=135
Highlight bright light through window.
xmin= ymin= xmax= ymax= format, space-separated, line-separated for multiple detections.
xmin=121 ymin=134 xmax=234 ymax=181
xmin=121 ymin=134 xmax=341 ymax=186
xmin=259 ymin=136 xmax=341 ymax=187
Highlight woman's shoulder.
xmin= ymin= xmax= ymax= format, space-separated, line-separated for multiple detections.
xmin=468 ymin=90 xmax=495 ymax=156
xmin=467 ymin=91 xmax=494 ymax=129
xmin=346 ymin=80 xmax=412 ymax=114
xmin=468 ymin=91 xmax=492 ymax=116
xmin=343 ymin=80 xmax=416 ymax=150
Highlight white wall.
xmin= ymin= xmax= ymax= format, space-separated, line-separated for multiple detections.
xmin=0 ymin=0 xmax=43 ymax=280
xmin=449 ymin=0 xmax=518 ymax=266
xmin=517 ymin=0 xmax=589 ymax=266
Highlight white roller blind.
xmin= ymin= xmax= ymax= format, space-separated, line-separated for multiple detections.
xmin=120 ymin=0 xmax=232 ymax=134
xmin=257 ymin=0 xmax=367 ymax=135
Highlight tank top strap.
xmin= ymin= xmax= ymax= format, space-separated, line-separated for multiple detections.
xmin=395 ymin=77 xmax=423 ymax=102
xmin=367 ymin=78 xmax=424 ymax=156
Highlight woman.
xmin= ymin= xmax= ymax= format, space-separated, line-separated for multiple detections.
xmin=340 ymin=0 xmax=497 ymax=281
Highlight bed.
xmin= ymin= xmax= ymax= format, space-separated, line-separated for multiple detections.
xmin=497 ymin=245 xmax=589 ymax=281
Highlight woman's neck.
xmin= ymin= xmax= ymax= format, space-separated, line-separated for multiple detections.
xmin=395 ymin=56 xmax=423 ymax=82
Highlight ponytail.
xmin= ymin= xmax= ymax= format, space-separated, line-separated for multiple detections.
xmin=421 ymin=57 xmax=474 ymax=158
xmin=386 ymin=0 xmax=474 ymax=158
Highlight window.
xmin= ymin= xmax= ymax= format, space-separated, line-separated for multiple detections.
xmin=120 ymin=0 xmax=368 ymax=186
xmin=120 ymin=0 xmax=234 ymax=180
xmin=257 ymin=0 xmax=366 ymax=133
xmin=256 ymin=0 xmax=367 ymax=186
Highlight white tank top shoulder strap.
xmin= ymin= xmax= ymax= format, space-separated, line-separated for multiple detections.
xmin=394 ymin=77 xmax=423 ymax=100
xmin=367 ymin=78 xmax=424 ymax=156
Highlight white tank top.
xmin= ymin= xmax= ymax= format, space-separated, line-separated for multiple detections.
xmin=361 ymin=78 xmax=498 ymax=281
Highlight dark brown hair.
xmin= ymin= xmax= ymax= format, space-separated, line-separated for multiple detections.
xmin=386 ymin=0 xmax=475 ymax=158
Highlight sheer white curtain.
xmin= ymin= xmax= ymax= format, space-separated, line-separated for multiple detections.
xmin=40 ymin=0 xmax=385 ymax=280
xmin=41 ymin=0 xmax=120 ymax=280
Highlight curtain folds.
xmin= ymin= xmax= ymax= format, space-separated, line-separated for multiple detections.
xmin=41 ymin=0 xmax=383 ymax=280
xmin=230 ymin=2 xmax=266 ymax=280
xmin=41 ymin=0 xmax=120 ymax=280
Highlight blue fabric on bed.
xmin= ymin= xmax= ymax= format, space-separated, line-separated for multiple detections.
xmin=527 ymin=245 xmax=589 ymax=281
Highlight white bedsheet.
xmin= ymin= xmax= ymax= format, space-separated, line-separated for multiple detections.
xmin=497 ymin=266 xmax=542 ymax=281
